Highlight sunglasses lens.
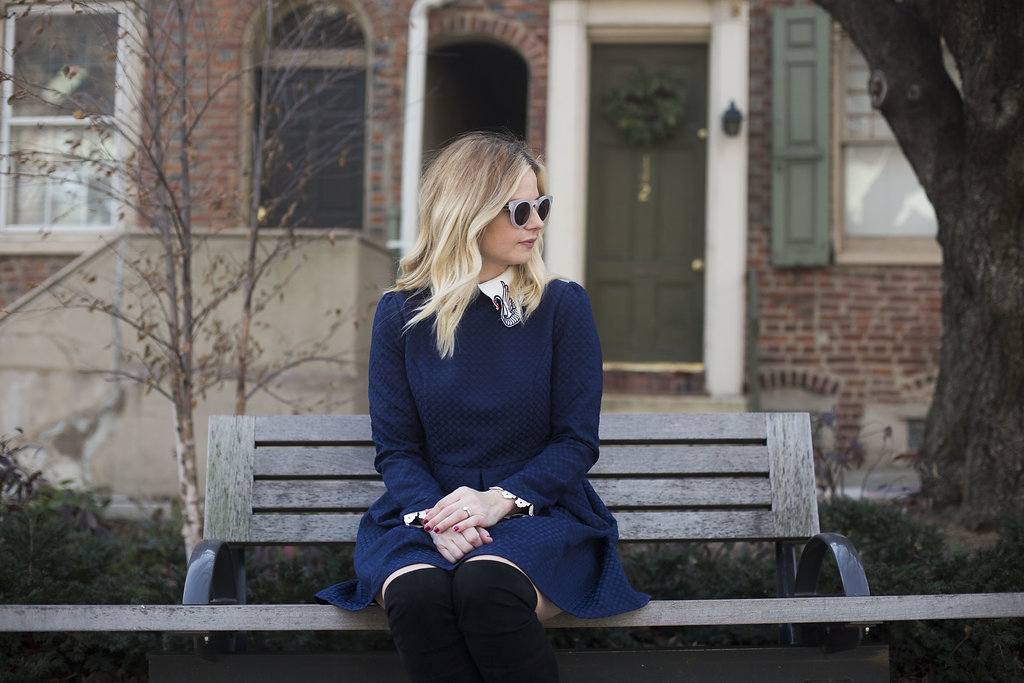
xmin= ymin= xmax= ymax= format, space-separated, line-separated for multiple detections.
xmin=513 ymin=201 xmax=531 ymax=227
xmin=536 ymin=196 xmax=551 ymax=221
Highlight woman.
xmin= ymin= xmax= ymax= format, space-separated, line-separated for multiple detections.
xmin=316 ymin=132 xmax=648 ymax=682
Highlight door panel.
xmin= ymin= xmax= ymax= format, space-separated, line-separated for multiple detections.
xmin=587 ymin=44 xmax=708 ymax=363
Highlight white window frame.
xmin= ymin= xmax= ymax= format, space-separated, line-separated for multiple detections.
xmin=831 ymin=28 xmax=942 ymax=266
xmin=0 ymin=2 xmax=132 ymax=239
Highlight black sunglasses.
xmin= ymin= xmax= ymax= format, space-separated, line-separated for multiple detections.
xmin=504 ymin=195 xmax=552 ymax=228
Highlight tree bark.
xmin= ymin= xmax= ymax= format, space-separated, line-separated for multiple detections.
xmin=814 ymin=0 xmax=1024 ymax=526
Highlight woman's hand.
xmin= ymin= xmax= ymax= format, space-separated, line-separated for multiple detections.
xmin=431 ymin=525 xmax=492 ymax=563
xmin=425 ymin=486 xmax=516 ymax=535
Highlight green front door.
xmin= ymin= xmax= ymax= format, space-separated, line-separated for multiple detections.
xmin=587 ymin=44 xmax=708 ymax=363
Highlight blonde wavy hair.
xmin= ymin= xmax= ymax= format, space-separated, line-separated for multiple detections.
xmin=394 ymin=132 xmax=551 ymax=357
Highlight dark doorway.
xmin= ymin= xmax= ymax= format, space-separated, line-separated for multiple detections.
xmin=423 ymin=42 xmax=528 ymax=153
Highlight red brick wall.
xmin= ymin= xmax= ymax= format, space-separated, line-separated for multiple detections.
xmin=747 ymin=0 xmax=942 ymax=439
xmin=0 ymin=255 xmax=72 ymax=310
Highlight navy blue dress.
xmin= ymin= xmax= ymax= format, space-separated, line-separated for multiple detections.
xmin=315 ymin=279 xmax=649 ymax=618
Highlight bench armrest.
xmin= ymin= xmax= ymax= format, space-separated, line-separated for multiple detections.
xmin=182 ymin=539 xmax=248 ymax=657
xmin=793 ymin=532 xmax=871 ymax=651
xmin=183 ymin=539 xmax=246 ymax=606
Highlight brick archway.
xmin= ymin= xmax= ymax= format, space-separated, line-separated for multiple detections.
xmin=758 ymin=369 xmax=842 ymax=397
xmin=429 ymin=10 xmax=547 ymax=153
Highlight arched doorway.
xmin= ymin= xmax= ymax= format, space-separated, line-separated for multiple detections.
xmin=423 ymin=41 xmax=528 ymax=154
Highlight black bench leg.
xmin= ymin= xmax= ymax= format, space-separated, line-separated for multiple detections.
xmin=775 ymin=541 xmax=799 ymax=646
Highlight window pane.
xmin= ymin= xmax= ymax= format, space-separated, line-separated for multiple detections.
xmin=6 ymin=125 xmax=114 ymax=227
xmin=844 ymin=144 xmax=936 ymax=237
xmin=843 ymin=40 xmax=893 ymax=142
xmin=272 ymin=2 xmax=363 ymax=50
xmin=12 ymin=11 xmax=120 ymax=117
xmin=259 ymin=67 xmax=365 ymax=229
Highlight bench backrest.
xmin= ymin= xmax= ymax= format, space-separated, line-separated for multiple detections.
xmin=204 ymin=412 xmax=819 ymax=545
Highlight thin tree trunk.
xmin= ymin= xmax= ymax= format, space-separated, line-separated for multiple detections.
xmin=172 ymin=399 xmax=202 ymax=555
xmin=173 ymin=0 xmax=201 ymax=557
xmin=236 ymin=0 xmax=276 ymax=415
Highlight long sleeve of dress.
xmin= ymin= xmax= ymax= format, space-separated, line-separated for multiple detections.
xmin=368 ymin=293 xmax=445 ymax=517
xmin=494 ymin=282 xmax=602 ymax=510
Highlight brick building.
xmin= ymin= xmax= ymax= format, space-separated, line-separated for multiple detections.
xmin=0 ymin=0 xmax=941 ymax=496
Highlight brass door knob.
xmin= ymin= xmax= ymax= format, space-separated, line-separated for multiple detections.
xmin=697 ymin=128 xmax=709 ymax=140
xmin=691 ymin=258 xmax=704 ymax=272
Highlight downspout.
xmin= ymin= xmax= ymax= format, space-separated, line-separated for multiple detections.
xmin=397 ymin=0 xmax=454 ymax=257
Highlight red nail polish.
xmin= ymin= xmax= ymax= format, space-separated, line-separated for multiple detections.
xmin=453 ymin=526 xmax=460 ymax=532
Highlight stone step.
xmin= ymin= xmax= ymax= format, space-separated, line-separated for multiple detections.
xmin=601 ymin=393 xmax=747 ymax=414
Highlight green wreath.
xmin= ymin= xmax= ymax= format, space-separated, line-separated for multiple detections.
xmin=601 ymin=67 xmax=687 ymax=146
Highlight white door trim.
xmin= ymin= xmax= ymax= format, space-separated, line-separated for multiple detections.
xmin=546 ymin=0 xmax=749 ymax=400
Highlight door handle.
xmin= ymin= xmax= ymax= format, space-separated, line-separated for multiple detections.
xmin=691 ymin=258 xmax=704 ymax=273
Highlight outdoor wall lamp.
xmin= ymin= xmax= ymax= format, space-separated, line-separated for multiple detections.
xmin=721 ymin=101 xmax=744 ymax=136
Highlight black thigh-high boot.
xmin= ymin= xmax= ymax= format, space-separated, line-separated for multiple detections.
xmin=383 ymin=568 xmax=483 ymax=683
xmin=451 ymin=560 xmax=559 ymax=683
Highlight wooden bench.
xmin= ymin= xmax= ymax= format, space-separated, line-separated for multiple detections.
xmin=4 ymin=412 xmax=1024 ymax=682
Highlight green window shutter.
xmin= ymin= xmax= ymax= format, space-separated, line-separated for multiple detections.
xmin=771 ymin=6 xmax=831 ymax=267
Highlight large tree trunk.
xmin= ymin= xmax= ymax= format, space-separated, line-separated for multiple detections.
xmin=924 ymin=183 xmax=1024 ymax=526
xmin=815 ymin=0 xmax=1024 ymax=526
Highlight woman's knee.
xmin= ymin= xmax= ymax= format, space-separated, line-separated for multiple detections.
xmin=451 ymin=559 xmax=538 ymax=627
xmin=382 ymin=566 xmax=454 ymax=621
xmin=380 ymin=563 xmax=437 ymax=608
xmin=460 ymin=556 xmax=561 ymax=620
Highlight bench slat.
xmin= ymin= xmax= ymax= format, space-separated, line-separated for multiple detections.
xmin=5 ymin=593 xmax=1023 ymax=632
xmin=251 ymin=445 xmax=771 ymax=478
xmin=255 ymin=448 xmax=377 ymax=477
xmin=614 ymin=510 xmax=777 ymax=541
xmin=597 ymin=478 xmax=771 ymax=508
xmin=250 ymin=478 xmax=772 ymax=511
xmin=253 ymin=480 xmax=386 ymax=510
xmin=249 ymin=513 xmax=363 ymax=543
xmin=592 ymin=446 xmax=769 ymax=475
xmin=598 ymin=413 xmax=767 ymax=442
xmin=254 ymin=414 xmax=373 ymax=445
xmin=251 ymin=414 xmax=771 ymax=445
xmin=244 ymin=510 xmax=781 ymax=544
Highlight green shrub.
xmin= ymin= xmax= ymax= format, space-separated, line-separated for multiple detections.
xmin=0 ymin=488 xmax=186 ymax=683
xmin=819 ymin=499 xmax=1024 ymax=682
xmin=550 ymin=541 xmax=778 ymax=650
xmin=245 ymin=545 xmax=393 ymax=653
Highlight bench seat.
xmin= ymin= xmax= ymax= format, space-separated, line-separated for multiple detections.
xmin=4 ymin=411 xmax=1023 ymax=683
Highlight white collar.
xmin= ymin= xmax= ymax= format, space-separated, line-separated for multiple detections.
xmin=477 ymin=267 xmax=516 ymax=299
xmin=477 ymin=267 xmax=522 ymax=328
